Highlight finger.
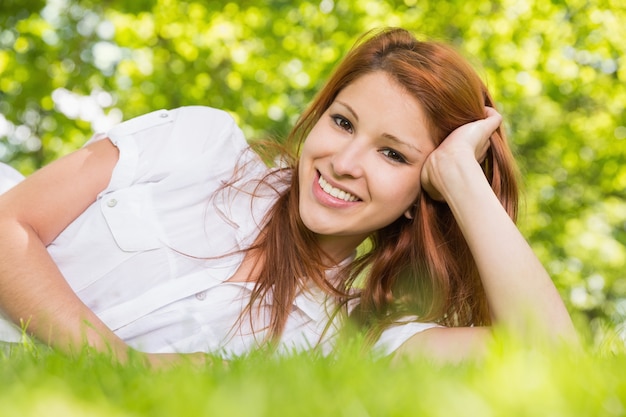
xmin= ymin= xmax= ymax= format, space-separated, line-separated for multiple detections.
xmin=475 ymin=107 xmax=501 ymax=161
xmin=480 ymin=108 xmax=502 ymax=140
xmin=450 ymin=107 xmax=501 ymax=150
xmin=484 ymin=106 xmax=502 ymax=125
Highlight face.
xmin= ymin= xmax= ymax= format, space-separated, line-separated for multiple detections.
xmin=298 ymin=71 xmax=436 ymax=260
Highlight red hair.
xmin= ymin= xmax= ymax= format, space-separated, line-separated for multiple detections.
xmin=246 ymin=28 xmax=520 ymax=343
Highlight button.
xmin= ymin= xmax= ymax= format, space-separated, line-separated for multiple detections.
xmin=107 ymin=198 xmax=118 ymax=207
xmin=159 ymin=112 xmax=168 ymax=118
xmin=195 ymin=291 xmax=206 ymax=300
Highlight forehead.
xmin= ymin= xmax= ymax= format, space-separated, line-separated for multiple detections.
xmin=336 ymin=72 xmax=422 ymax=116
xmin=333 ymin=71 xmax=434 ymax=148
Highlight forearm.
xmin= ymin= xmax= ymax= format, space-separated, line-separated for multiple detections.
xmin=0 ymin=139 xmax=131 ymax=356
xmin=0 ymin=220 xmax=130 ymax=359
xmin=438 ymin=158 xmax=576 ymax=341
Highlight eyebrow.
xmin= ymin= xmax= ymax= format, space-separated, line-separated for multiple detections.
xmin=335 ymin=100 xmax=423 ymax=154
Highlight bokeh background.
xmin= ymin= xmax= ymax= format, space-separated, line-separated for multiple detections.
xmin=1 ymin=0 xmax=625 ymax=347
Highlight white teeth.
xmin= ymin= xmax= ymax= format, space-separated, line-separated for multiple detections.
xmin=318 ymin=175 xmax=359 ymax=202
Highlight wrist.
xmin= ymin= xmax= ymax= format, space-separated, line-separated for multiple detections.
xmin=426 ymin=151 xmax=486 ymax=203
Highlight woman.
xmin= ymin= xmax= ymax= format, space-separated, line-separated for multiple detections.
xmin=0 ymin=28 xmax=576 ymax=365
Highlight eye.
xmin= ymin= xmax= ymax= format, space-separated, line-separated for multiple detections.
xmin=380 ymin=148 xmax=407 ymax=164
xmin=331 ymin=114 xmax=354 ymax=133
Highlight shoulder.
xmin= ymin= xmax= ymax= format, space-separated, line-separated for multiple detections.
xmin=104 ymin=105 xmax=249 ymax=162
xmin=101 ymin=106 xmax=239 ymax=144
xmin=92 ymin=106 xmax=251 ymax=191
xmin=168 ymin=106 xmax=239 ymax=135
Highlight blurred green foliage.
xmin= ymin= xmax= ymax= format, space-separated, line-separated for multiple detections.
xmin=1 ymin=0 xmax=625 ymax=345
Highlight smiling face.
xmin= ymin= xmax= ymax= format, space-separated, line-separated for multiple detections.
xmin=298 ymin=71 xmax=437 ymax=260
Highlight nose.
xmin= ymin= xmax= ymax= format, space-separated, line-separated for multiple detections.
xmin=330 ymin=137 xmax=366 ymax=178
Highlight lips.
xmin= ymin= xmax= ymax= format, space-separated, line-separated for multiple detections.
xmin=317 ymin=172 xmax=360 ymax=202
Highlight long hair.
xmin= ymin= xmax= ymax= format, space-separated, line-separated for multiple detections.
xmin=245 ymin=27 xmax=519 ymax=343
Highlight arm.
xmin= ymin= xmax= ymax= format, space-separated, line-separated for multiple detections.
xmin=0 ymin=139 xmax=214 ymax=367
xmin=398 ymin=108 xmax=577 ymax=362
xmin=0 ymin=139 xmax=131 ymax=358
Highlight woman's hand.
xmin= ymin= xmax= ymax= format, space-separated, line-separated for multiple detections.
xmin=420 ymin=107 xmax=502 ymax=202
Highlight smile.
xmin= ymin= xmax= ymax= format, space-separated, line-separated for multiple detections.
xmin=318 ymin=174 xmax=360 ymax=202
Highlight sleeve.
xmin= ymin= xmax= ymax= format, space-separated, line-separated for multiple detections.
xmin=0 ymin=162 xmax=25 ymax=194
xmin=88 ymin=106 xmax=247 ymax=193
xmin=90 ymin=106 xmax=254 ymax=253
xmin=373 ymin=319 xmax=442 ymax=355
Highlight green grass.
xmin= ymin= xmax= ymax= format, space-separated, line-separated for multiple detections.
xmin=2 ymin=332 xmax=625 ymax=417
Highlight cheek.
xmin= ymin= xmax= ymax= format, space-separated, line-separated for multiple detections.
xmin=297 ymin=132 xmax=323 ymax=189
xmin=299 ymin=128 xmax=321 ymax=161
xmin=298 ymin=133 xmax=315 ymax=168
xmin=376 ymin=171 xmax=422 ymax=208
xmin=298 ymin=124 xmax=335 ymax=167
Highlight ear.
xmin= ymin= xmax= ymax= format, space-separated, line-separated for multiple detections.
xmin=404 ymin=204 xmax=415 ymax=220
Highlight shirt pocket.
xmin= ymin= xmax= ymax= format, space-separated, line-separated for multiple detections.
xmin=99 ymin=185 xmax=161 ymax=252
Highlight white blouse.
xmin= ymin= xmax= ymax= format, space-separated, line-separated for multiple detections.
xmin=0 ymin=106 xmax=438 ymax=357
xmin=0 ymin=162 xmax=23 ymax=193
